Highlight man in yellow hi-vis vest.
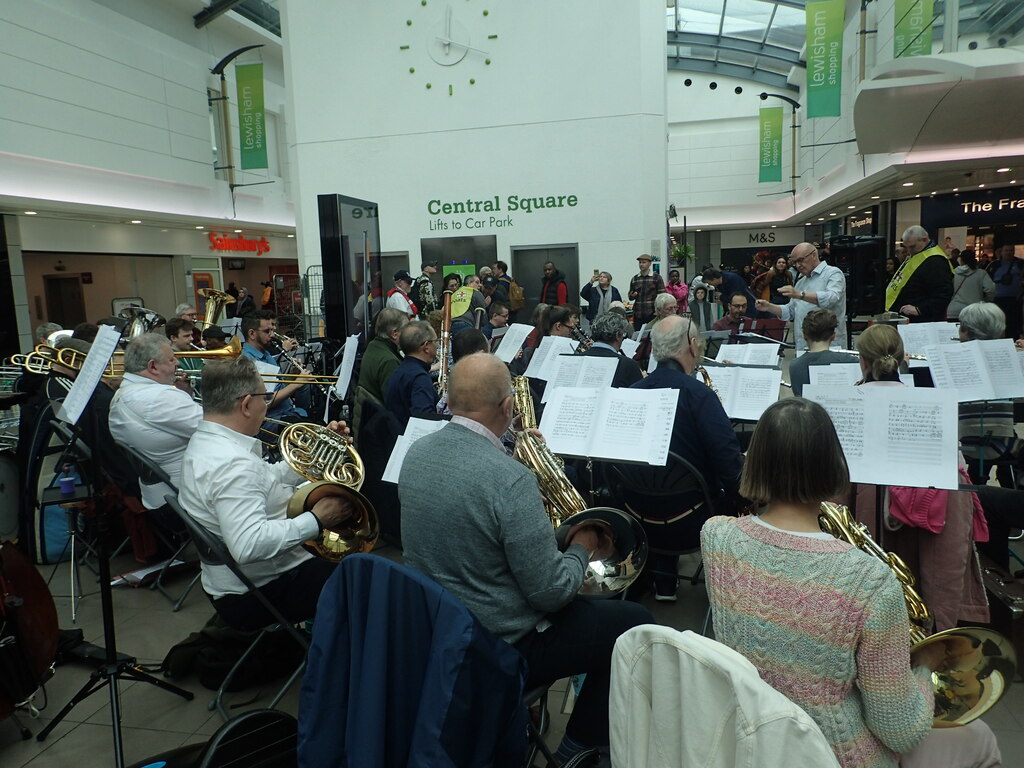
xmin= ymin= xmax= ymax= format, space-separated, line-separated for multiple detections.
xmin=885 ymin=225 xmax=954 ymax=323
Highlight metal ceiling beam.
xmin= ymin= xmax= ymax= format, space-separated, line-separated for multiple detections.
xmin=667 ymin=56 xmax=798 ymax=91
xmin=667 ymin=31 xmax=802 ymax=66
xmin=194 ymin=0 xmax=247 ymax=29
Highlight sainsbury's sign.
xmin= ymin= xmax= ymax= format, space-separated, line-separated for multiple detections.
xmin=208 ymin=232 xmax=271 ymax=255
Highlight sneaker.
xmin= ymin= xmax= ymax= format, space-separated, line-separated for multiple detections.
xmin=654 ymin=587 xmax=677 ymax=603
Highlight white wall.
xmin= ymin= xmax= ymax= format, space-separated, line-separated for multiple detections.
xmin=282 ymin=0 xmax=667 ymax=285
xmin=0 ymin=0 xmax=292 ymax=226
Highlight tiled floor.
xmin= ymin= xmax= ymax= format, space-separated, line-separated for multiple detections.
xmin=3 ymin=547 xmax=1024 ymax=768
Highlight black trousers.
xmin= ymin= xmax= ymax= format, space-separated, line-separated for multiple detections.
xmin=212 ymin=557 xmax=336 ymax=631
xmin=974 ymin=485 xmax=1024 ymax=571
xmin=513 ymin=598 xmax=651 ymax=748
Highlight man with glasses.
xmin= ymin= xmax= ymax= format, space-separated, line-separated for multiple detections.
xmin=241 ymin=310 xmax=311 ymax=420
xmin=179 ymin=356 xmax=351 ymax=628
xmin=384 ymin=320 xmax=440 ymax=427
xmin=712 ymin=294 xmax=749 ymax=334
xmin=701 ymin=267 xmax=755 ymax=322
xmin=481 ymin=302 xmax=510 ymax=341
xmin=754 ymin=242 xmax=847 ymax=350
xmin=400 ymin=352 xmax=651 ymax=766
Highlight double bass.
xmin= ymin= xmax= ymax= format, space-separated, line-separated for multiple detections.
xmin=0 ymin=541 xmax=58 ymax=737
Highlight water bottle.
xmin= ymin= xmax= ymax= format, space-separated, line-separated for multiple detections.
xmin=58 ymin=463 xmax=75 ymax=495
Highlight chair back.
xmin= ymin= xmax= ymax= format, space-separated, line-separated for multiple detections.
xmin=199 ymin=708 xmax=298 ymax=768
xmin=121 ymin=443 xmax=175 ymax=490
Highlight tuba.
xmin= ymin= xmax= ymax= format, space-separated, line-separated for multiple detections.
xmin=278 ymin=423 xmax=379 ymax=561
xmin=819 ymin=502 xmax=1016 ymax=727
xmin=197 ymin=288 xmax=236 ymax=329
xmin=511 ymin=376 xmax=647 ymax=595
xmin=119 ymin=306 xmax=165 ymax=342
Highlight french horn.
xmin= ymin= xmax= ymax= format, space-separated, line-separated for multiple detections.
xmin=819 ymin=501 xmax=1016 ymax=727
xmin=279 ymin=422 xmax=379 ymax=562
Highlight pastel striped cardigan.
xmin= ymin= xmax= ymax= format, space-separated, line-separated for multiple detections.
xmin=701 ymin=515 xmax=934 ymax=768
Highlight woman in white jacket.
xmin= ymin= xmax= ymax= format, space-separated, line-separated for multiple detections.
xmin=947 ymin=250 xmax=995 ymax=321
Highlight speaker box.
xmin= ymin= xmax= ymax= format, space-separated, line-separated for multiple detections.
xmin=828 ymin=235 xmax=886 ymax=316
xmin=318 ymin=194 xmax=383 ymax=341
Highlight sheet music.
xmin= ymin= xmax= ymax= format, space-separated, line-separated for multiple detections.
xmin=802 ymin=385 xmax=958 ymax=489
xmin=333 ymin=334 xmax=359 ymax=399
xmin=631 ymin=329 xmax=651 ymax=342
xmin=897 ymin=322 xmax=959 ymax=357
xmin=700 ymin=366 xmax=782 ymax=421
xmin=382 ymin=418 xmax=447 ymax=483
xmin=493 ymin=323 xmax=533 ymax=363
xmin=620 ymin=337 xmax=640 ymax=358
xmin=252 ymin=359 xmax=283 ymax=391
xmin=925 ymin=342 xmax=994 ymax=402
xmin=525 ymin=336 xmax=577 ymax=381
xmin=978 ymin=339 xmax=1024 ymax=399
xmin=56 ymin=323 xmax=122 ymax=425
xmin=540 ymin=389 xmax=595 ymax=451
xmin=541 ymin=355 xmax=617 ymax=403
xmin=714 ymin=343 xmax=779 ymax=367
xmin=647 ymin=356 xmax=658 ymax=373
xmin=490 ymin=326 xmax=508 ymax=339
xmin=808 ymin=364 xmax=861 ymax=387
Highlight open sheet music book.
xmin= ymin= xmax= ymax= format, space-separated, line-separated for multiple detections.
xmin=619 ymin=337 xmax=641 ymax=359
xmin=56 ymin=323 xmax=122 ymax=425
xmin=492 ymin=323 xmax=534 ymax=363
xmin=808 ymin=365 xmax=914 ymax=388
xmin=541 ymin=354 xmax=618 ymax=403
xmin=713 ymin=343 xmax=780 ymax=367
xmin=539 ymin=387 xmax=677 ymax=465
xmin=333 ymin=334 xmax=360 ymax=399
xmin=524 ymin=336 xmax=578 ymax=381
xmin=698 ymin=366 xmax=782 ymax=421
xmin=897 ymin=322 xmax=959 ymax=357
xmin=924 ymin=338 xmax=1024 ymax=402
xmin=382 ymin=418 xmax=448 ymax=484
xmin=802 ymin=385 xmax=959 ymax=490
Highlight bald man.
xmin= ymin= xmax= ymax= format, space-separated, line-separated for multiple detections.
xmin=885 ymin=225 xmax=953 ymax=323
xmin=398 ymin=353 xmax=650 ymax=763
xmin=754 ymin=242 xmax=847 ymax=350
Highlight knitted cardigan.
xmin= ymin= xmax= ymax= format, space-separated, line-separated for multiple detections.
xmin=701 ymin=515 xmax=934 ymax=768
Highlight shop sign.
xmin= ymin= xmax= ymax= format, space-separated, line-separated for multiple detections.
xmin=848 ymin=209 xmax=876 ymax=235
xmin=425 ymin=193 xmax=579 ymax=232
xmin=805 ymin=0 xmax=844 ymax=118
xmin=758 ymin=107 xmax=783 ymax=183
xmin=208 ymin=232 xmax=272 ymax=255
xmin=921 ymin=188 xmax=1024 ymax=230
xmin=236 ymin=62 xmax=267 ymax=170
xmin=894 ymin=0 xmax=934 ymax=58
xmin=720 ymin=227 xmax=804 ymax=249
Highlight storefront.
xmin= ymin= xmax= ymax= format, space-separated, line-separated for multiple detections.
xmin=916 ymin=186 xmax=1024 ymax=261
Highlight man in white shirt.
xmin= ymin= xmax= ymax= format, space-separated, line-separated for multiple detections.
xmin=754 ymin=242 xmax=847 ymax=350
xmin=178 ymin=356 xmax=351 ymax=629
xmin=109 ymin=333 xmax=203 ymax=513
xmin=386 ymin=270 xmax=418 ymax=317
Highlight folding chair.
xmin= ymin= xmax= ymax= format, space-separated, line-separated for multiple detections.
xmin=164 ymin=495 xmax=309 ymax=722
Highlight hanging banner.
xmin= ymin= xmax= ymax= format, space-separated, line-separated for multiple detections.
xmin=894 ymin=0 xmax=934 ymax=58
xmin=758 ymin=107 xmax=783 ymax=183
xmin=235 ymin=62 xmax=267 ymax=170
xmin=805 ymin=0 xmax=844 ymax=119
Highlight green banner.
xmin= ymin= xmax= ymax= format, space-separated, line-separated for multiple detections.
xmin=235 ymin=62 xmax=267 ymax=170
xmin=758 ymin=107 xmax=783 ymax=183
xmin=894 ymin=0 xmax=934 ymax=58
xmin=805 ymin=0 xmax=844 ymax=118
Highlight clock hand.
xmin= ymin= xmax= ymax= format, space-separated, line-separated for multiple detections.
xmin=444 ymin=5 xmax=451 ymax=53
xmin=434 ymin=36 xmax=489 ymax=56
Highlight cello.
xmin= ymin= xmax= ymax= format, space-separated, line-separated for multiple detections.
xmin=0 ymin=540 xmax=58 ymax=738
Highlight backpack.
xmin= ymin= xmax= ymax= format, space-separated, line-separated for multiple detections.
xmin=506 ymin=278 xmax=525 ymax=311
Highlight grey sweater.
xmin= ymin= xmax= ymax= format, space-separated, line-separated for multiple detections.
xmin=399 ymin=422 xmax=588 ymax=642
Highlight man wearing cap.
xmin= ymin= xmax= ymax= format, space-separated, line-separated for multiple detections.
xmin=412 ymin=260 xmax=439 ymax=315
xmin=202 ymin=326 xmax=230 ymax=351
xmin=387 ymin=270 xmax=419 ymax=318
xmin=628 ymin=254 xmax=666 ymax=330
xmin=480 ymin=274 xmax=508 ymax=307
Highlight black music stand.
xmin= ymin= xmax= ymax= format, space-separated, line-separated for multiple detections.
xmin=35 ymin=421 xmax=193 ymax=768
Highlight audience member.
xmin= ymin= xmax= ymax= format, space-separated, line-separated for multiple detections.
xmin=357 ymin=307 xmax=409 ymax=403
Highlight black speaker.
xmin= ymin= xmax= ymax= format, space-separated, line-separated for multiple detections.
xmin=318 ymin=194 xmax=382 ymax=341
xmin=828 ymin=235 xmax=886 ymax=316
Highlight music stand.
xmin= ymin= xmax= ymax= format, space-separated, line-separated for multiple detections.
xmin=35 ymin=421 xmax=193 ymax=768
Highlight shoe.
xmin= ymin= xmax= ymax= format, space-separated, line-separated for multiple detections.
xmin=654 ymin=588 xmax=677 ymax=603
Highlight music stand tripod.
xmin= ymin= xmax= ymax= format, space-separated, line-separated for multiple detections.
xmin=35 ymin=423 xmax=193 ymax=768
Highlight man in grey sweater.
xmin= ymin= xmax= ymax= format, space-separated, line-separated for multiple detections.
xmin=399 ymin=353 xmax=650 ymax=763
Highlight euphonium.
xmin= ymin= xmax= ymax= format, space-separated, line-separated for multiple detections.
xmin=279 ymin=422 xmax=379 ymax=561
xmin=119 ymin=306 xmax=165 ymax=342
xmin=819 ymin=502 xmax=1016 ymax=727
xmin=196 ymin=287 xmax=236 ymax=329
xmin=511 ymin=376 xmax=647 ymax=595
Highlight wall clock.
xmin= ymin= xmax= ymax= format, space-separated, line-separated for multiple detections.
xmin=400 ymin=1 xmax=499 ymax=95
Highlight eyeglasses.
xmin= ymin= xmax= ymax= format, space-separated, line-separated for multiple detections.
xmin=729 ymin=303 xmax=747 ymax=309
xmin=240 ymin=392 xmax=275 ymax=404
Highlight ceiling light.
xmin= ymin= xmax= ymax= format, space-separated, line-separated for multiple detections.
xmin=997 ymin=167 xmax=1011 ymax=173
xmin=979 ymin=184 xmax=985 ymax=188
xmin=915 ymin=194 xmax=920 ymax=198
xmin=234 ymin=229 xmax=243 ymax=233
xmin=870 ymin=195 xmax=880 ymax=200
xmin=847 ymin=205 xmax=855 ymax=209
xmin=160 ymin=229 xmax=168 ymax=232
xmin=805 ymin=223 xmax=812 ymax=226
xmin=130 ymin=220 xmax=142 ymax=224
xmin=24 ymin=211 xmax=37 ymax=215
xmin=828 ymin=212 xmax=837 ymax=216
xmin=902 ymin=182 xmax=914 ymax=187
xmin=770 ymin=225 xmax=776 ymax=228
xmin=1012 ymin=180 xmax=1018 ymax=184
xmin=952 ymin=187 xmax=959 ymax=192
xmin=817 ymin=217 xmax=824 ymax=221
xmin=195 ymin=226 xmax=204 ymax=229
xmin=287 ymin=234 xmax=295 ymax=238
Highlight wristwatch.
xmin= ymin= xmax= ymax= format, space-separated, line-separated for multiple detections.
xmin=800 ymin=290 xmax=806 ymax=300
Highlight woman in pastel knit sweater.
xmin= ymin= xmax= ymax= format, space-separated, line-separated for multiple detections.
xmin=701 ymin=398 xmax=1000 ymax=768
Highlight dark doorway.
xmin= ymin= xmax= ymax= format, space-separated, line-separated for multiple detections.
xmin=44 ymin=275 xmax=87 ymax=329
xmin=510 ymin=245 xmax=579 ymax=321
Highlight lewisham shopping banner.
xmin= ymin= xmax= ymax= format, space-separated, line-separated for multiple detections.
xmin=894 ymin=0 xmax=934 ymax=58
xmin=758 ymin=107 xmax=783 ymax=183
xmin=805 ymin=0 xmax=844 ymax=118
xmin=235 ymin=62 xmax=267 ymax=170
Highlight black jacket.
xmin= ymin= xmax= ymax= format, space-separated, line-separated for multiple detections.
xmin=890 ymin=248 xmax=954 ymax=323
xmin=583 ymin=344 xmax=643 ymax=389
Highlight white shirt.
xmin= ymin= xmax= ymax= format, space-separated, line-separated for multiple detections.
xmin=779 ymin=260 xmax=847 ymax=350
xmin=178 ymin=421 xmax=319 ymax=597
xmin=386 ymin=289 xmax=416 ymax=316
xmin=108 ymin=372 xmax=203 ymax=510
xmin=610 ymin=626 xmax=840 ymax=768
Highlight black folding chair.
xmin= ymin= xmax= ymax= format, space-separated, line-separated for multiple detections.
xmin=164 ymin=495 xmax=309 ymax=721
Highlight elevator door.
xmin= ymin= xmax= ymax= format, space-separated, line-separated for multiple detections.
xmin=44 ymin=275 xmax=87 ymax=328
xmin=509 ymin=245 xmax=579 ymax=321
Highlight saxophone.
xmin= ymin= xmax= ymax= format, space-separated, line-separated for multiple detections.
xmin=510 ymin=376 xmax=647 ymax=595
xmin=695 ymin=364 xmax=723 ymax=404
xmin=818 ymin=501 xmax=1016 ymax=727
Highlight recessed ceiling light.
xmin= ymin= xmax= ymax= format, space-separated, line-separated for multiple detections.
xmin=770 ymin=225 xmax=776 ymax=228
xmin=902 ymin=182 xmax=914 ymax=187
xmin=805 ymin=222 xmax=812 ymax=226
xmin=828 ymin=212 xmax=837 ymax=216
xmin=195 ymin=226 xmax=204 ymax=229
xmin=915 ymin=194 xmax=920 ymax=198
xmin=130 ymin=220 xmax=142 ymax=224
xmin=287 ymin=234 xmax=295 ymax=238
xmin=952 ymin=187 xmax=959 ymax=192
xmin=234 ymin=229 xmax=242 ymax=233
xmin=847 ymin=205 xmax=855 ymax=209
xmin=24 ymin=211 xmax=37 ymax=215
xmin=160 ymin=229 xmax=168 ymax=232
xmin=1012 ymin=180 xmax=1018 ymax=184
xmin=979 ymin=184 xmax=985 ymax=188
xmin=817 ymin=217 xmax=824 ymax=221
xmin=870 ymin=195 xmax=880 ymax=200
xmin=997 ymin=167 xmax=1011 ymax=173
xmin=930 ymin=191 xmax=936 ymax=195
